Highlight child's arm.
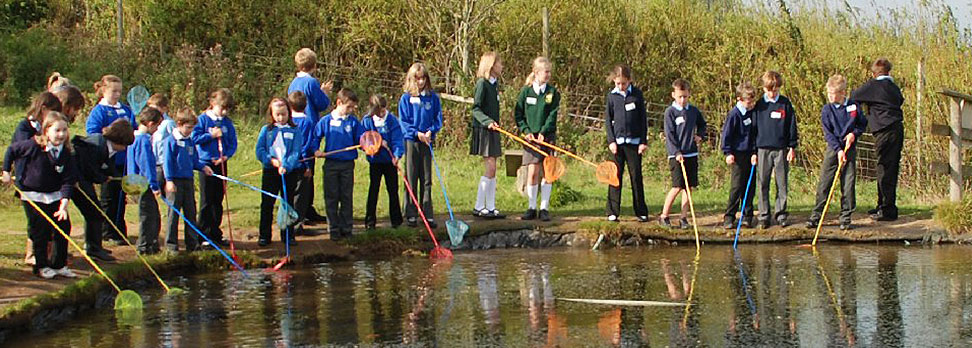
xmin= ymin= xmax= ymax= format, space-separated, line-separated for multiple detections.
xmin=223 ymin=119 xmax=238 ymax=158
xmin=145 ymin=147 xmax=160 ymax=192
xmin=695 ymin=108 xmax=707 ymax=143
xmin=309 ymin=79 xmax=331 ymax=114
xmin=1 ymin=141 xmax=26 ymax=183
xmin=398 ymin=94 xmax=418 ymax=141
xmin=390 ymin=116 xmax=406 ymax=159
xmin=254 ymin=126 xmax=271 ymax=167
xmin=431 ymin=95 xmax=443 ymax=136
xmin=191 ymin=116 xmax=215 ymax=145
xmin=191 ymin=143 xmax=213 ymax=176
xmin=663 ymin=108 xmax=680 ymax=158
xmin=604 ymin=94 xmax=617 ymax=154
xmin=471 ymin=79 xmax=495 ymax=127
xmin=786 ymin=103 xmax=798 ymax=149
xmin=720 ymin=111 xmax=735 ymax=156
xmin=852 ymin=103 xmax=867 ymax=143
xmin=311 ymin=118 xmax=326 ymax=156
xmin=514 ymin=89 xmax=528 ymax=134
xmin=284 ymin=129 xmax=304 ymax=171
xmin=637 ymin=91 xmax=649 ymax=145
xmin=84 ymin=106 xmax=104 ymax=135
xmin=540 ymin=89 xmax=560 ymax=136
xmin=821 ymin=107 xmax=842 ymax=151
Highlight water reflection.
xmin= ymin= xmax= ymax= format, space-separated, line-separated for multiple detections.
xmin=12 ymin=245 xmax=972 ymax=347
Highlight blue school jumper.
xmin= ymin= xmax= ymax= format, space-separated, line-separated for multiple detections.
xmin=86 ymin=100 xmax=135 ymax=166
xmin=312 ymin=113 xmax=365 ymax=161
xmin=191 ymin=111 xmax=238 ymax=165
xmin=255 ymin=124 xmax=304 ymax=172
xmin=127 ymin=132 xmax=159 ymax=192
xmin=397 ymin=92 xmax=443 ymax=141
xmin=162 ymin=133 xmax=205 ymax=181
xmin=720 ymin=102 xmax=756 ymax=155
xmin=292 ymin=112 xmax=316 ymax=170
xmin=821 ymin=99 xmax=867 ymax=151
xmin=753 ymin=95 xmax=798 ymax=150
xmin=152 ymin=113 xmax=175 ymax=164
xmin=288 ymin=73 xmax=331 ymax=124
xmin=361 ymin=112 xmax=405 ymax=163
xmin=663 ymin=103 xmax=707 ymax=158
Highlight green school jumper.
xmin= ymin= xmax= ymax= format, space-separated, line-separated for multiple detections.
xmin=515 ymin=84 xmax=560 ymax=137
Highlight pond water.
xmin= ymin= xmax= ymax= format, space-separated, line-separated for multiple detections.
xmin=9 ymin=244 xmax=972 ymax=347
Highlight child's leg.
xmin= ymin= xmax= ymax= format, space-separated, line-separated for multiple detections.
xmin=838 ymin=147 xmax=858 ymax=223
xmin=180 ymin=180 xmax=199 ymax=251
xmin=259 ymin=169 xmax=280 ymax=241
xmin=49 ymin=207 xmax=70 ymax=270
xmin=810 ymin=148 xmax=839 ymax=221
xmin=680 ymin=190 xmax=690 ymax=219
xmin=284 ymin=171 xmax=299 ymax=240
xmin=725 ymin=157 xmax=746 ymax=220
xmin=165 ymin=190 xmax=180 ymax=251
xmin=773 ymin=149 xmax=790 ymax=222
xmin=338 ymin=162 xmax=355 ymax=233
xmin=365 ymin=164 xmax=382 ymax=227
xmin=75 ymin=181 xmax=104 ymax=253
xmin=475 ymin=157 xmax=496 ymax=213
xmin=100 ymin=172 xmax=126 ymax=241
xmin=197 ymin=163 xmax=225 ymax=242
xmin=527 ymin=163 xmax=541 ymax=210
xmin=625 ymin=147 xmax=648 ymax=217
xmin=136 ymin=188 xmax=161 ymax=252
xmin=323 ymin=161 xmax=341 ymax=236
xmin=383 ymin=163 xmax=403 ymax=227
xmin=661 ymin=188 xmax=681 ymax=218
xmin=293 ymin=168 xmax=312 ymax=222
xmin=418 ymin=145 xmax=434 ymax=219
xmin=403 ymin=141 xmax=420 ymax=219
xmin=24 ymin=201 xmax=50 ymax=273
xmin=606 ymin=146 xmax=627 ymax=216
xmin=756 ymin=149 xmax=774 ymax=222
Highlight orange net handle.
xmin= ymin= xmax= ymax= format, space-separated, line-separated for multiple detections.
xmin=533 ymin=139 xmax=597 ymax=167
xmin=492 ymin=126 xmax=550 ymax=157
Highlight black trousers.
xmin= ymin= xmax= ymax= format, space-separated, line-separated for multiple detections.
xmin=366 ymin=162 xmax=403 ymax=227
xmin=74 ymin=181 xmax=104 ymax=251
xmin=24 ymin=200 xmax=69 ymax=272
xmin=874 ymin=122 xmax=903 ymax=218
xmin=100 ymin=166 xmax=127 ymax=240
xmin=324 ymin=160 xmax=355 ymax=235
xmin=198 ymin=163 xmax=225 ymax=242
xmin=607 ymin=144 xmax=648 ymax=217
xmin=259 ymin=168 xmax=299 ymax=241
xmin=292 ymin=167 xmax=312 ymax=220
xmin=136 ymin=188 xmax=161 ymax=252
xmin=404 ymin=140 xmax=434 ymax=221
xmin=724 ymin=152 xmax=756 ymax=220
xmin=810 ymin=146 xmax=857 ymax=223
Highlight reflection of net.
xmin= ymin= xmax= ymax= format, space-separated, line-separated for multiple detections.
xmin=114 ymin=289 xmax=144 ymax=310
xmin=542 ymin=156 xmax=565 ymax=183
xmin=360 ymin=131 xmax=383 ymax=156
xmin=596 ymin=161 xmax=620 ymax=187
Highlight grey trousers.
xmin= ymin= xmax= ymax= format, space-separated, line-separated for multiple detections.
xmin=404 ymin=140 xmax=434 ymax=221
xmin=136 ymin=188 xmax=161 ymax=252
xmin=165 ymin=178 xmax=199 ymax=251
xmin=757 ymin=148 xmax=790 ymax=222
xmin=323 ymin=160 xmax=355 ymax=234
xmin=810 ymin=146 xmax=857 ymax=224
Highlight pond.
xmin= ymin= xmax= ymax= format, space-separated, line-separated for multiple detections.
xmin=9 ymin=244 xmax=972 ymax=347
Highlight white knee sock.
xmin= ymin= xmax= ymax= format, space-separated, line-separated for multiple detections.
xmin=539 ymin=180 xmax=552 ymax=210
xmin=475 ymin=176 xmax=488 ymax=211
xmin=485 ymin=177 xmax=497 ymax=211
xmin=527 ymin=184 xmax=539 ymax=209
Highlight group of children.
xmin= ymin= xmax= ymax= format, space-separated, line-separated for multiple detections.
xmin=2 ymin=49 xmax=901 ymax=278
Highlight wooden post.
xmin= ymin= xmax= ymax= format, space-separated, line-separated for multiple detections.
xmin=542 ymin=7 xmax=550 ymax=58
xmin=950 ymin=97 xmax=963 ymax=202
xmin=116 ymin=0 xmax=124 ymax=48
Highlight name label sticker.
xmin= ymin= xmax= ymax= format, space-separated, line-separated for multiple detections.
xmin=624 ymin=103 xmax=636 ymax=111
xmin=526 ymin=97 xmax=537 ymax=105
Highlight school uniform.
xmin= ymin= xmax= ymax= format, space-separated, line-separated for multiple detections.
xmin=291 ymin=111 xmax=317 ymax=231
xmin=808 ymin=99 xmax=867 ymax=227
xmin=720 ymin=102 xmax=757 ymax=225
xmin=470 ymin=77 xmax=503 ymax=157
xmin=664 ymin=102 xmax=706 ymax=188
xmin=255 ymin=123 xmax=304 ymax=243
xmin=191 ymin=110 xmax=238 ymax=244
xmin=515 ymin=82 xmax=561 ymax=219
xmin=2 ymin=139 xmax=77 ymax=274
xmin=288 ymin=72 xmax=331 ymax=124
xmin=851 ymin=75 xmax=904 ymax=220
xmin=362 ymin=112 xmax=405 ymax=229
xmin=127 ymin=130 xmax=161 ymax=253
xmin=312 ymin=112 xmax=364 ymax=237
xmin=162 ymin=130 xmax=206 ymax=251
xmin=604 ymin=85 xmax=649 ymax=218
xmin=71 ymin=134 xmax=120 ymax=257
xmin=7 ymin=118 xmax=39 ymax=189
xmin=86 ymin=98 xmax=135 ymax=243
xmin=753 ymin=94 xmax=798 ymax=225
xmin=398 ymin=91 xmax=442 ymax=226
xmin=152 ymin=113 xmax=175 ymax=190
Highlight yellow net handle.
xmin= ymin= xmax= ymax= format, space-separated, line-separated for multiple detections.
xmin=533 ymin=139 xmax=597 ymax=167
xmin=74 ymin=184 xmax=171 ymax=292
xmin=12 ymin=185 xmax=122 ymax=293
xmin=492 ymin=127 xmax=550 ymax=157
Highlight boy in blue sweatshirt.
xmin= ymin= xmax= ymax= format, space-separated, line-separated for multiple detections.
xmin=288 ymin=48 xmax=333 ymax=125
xmin=660 ymin=79 xmax=706 ymax=229
xmin=753 ymin=71 xmax=798 ymax=229
xmin=398 ymin=63 xmax=443 ymax=228
xmin=312 ymin=89 xmax=364 ymax=240
xmin=288 ymin=91 xmax=322 ymax=236
xmin=255 ymin=98 xmax=305 ymax=246
xmin=148 ymin=94 xmax=173 ymax=191
xmin=720 ymin=83 xmax=758 ymax=229
xmin=362 ymin=94 xmax=405 ymax=230
xmin=127 ymin=108 xmax=163 ymax=254
xmin=163 ymin=108 xmax=214 ymax=252
xmin=806 ymin=75 xmax=867 ymax=230
xmin=191 ymin=88 xmax=237 ymax=247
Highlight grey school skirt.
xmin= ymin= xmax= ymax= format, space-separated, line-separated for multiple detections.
xmin=522 ymin=134 xmax=556 ymax=165
xmin=470 ymin=126 xmax=502 ymax=157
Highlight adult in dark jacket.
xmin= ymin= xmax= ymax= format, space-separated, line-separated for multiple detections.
xmin=850 ymin=58 xmax=904 ymax=221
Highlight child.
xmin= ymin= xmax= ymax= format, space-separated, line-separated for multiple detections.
xmin=288 ymin=48 xmax=333 ymax=125
xmin=312 ymin=88 xmax=364 ymax=239
xmin=128 ymin=108 xmax=164 ymax=253
xmin=398 ymin=63 xmax=443 ymax=228
xmin=148 ymin=94 xmax=174 ymax=191
xmin=362 ymin=94 xmax=405 ymax=230
xmin=660 ymin=79 xmax=706 ymax=229
xmin=85 ymin=75 xmax=135 ymax=245
xmin=52 ymin=85 xmax=85 ymax=123
xmin=720 ymin=82 xmax=758 ymax=229
xmin=604 ymin=64 xmax=649 ymax=222
xmin=753 ymin=71 xmax=798 ymax=228
xmin=192 ymin=88 xmax=237 ymax=247
xmin=46 ymin=72 xmax=72 ymax=92
xmin=255 ymin=98 xmax=303 ymax=246
xmin=288 ymin=91 xmax=320 ymax=235
xmin=2 ymin=112 xmax=78 ymax=279
xmin=851 ymin=58 xmax=904 ymax=221
xmin=470 ymin=51 xmax=505 ymax=219
xmin=163 ymin=108 xmax=214 ymax=252
xmin=515 ymin=56 xmax=561 ymax=222
xmin=72 ymin=119 xmax=134 ymax=262
xmin=807 ymin=75 xmax=867 ymax=230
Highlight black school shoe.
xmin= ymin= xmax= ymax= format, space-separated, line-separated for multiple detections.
xmin=758 ymin=220 xmax=771 ymax=229
xmin=777 ymin=217 xmax=790 ymax=228
xmin=538 ymin=210 xmax=551 ymax=222
xmin=744 ymin=217 xmax=756 ymax=229
xmin=521 ymin=209 xmax=537 ymax=220
xmin=659 ymin=216 xmax=673 ymax=228
xmin=679 ymin=218 xmax=690 ymax=230
xmin=870 ymin=212 xmax=897 ymax=221
xmin=839 ymin=222 xmax=853 ymax=230
xmin=486 ymin=210 xmax=506 ymax=219
xmin=407 ymin=217 xmax=418 ymax=227
xmin=723 ymin=216 xmax=735 ymax=229
xmin=427 ymin=220 xmax=438 ymax=229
